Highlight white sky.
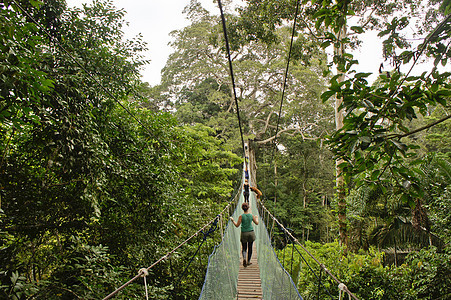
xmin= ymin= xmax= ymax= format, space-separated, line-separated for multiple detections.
xmin=66 ymin=0 xmax=446 ymax=86
xmin=67 ymin=0 xmax=223 ymax=85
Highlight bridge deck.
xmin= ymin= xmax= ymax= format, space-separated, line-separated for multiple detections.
xmin=237 ymin=244 xmax=262 ymax=299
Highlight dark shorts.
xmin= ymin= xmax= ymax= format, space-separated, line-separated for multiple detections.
xmin=241 ymin=231 xmax=256 ymax=243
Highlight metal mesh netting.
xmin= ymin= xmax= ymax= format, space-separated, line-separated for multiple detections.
xmin=254 ymin=199 xmax=303 ymax=300
xmin=198 ymin=195 xmax=242 ymax=299
xmin=199 ymin=173 xmax=301 ymax=299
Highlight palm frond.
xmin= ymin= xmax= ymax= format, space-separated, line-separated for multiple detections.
xmin=368 ymin=216 xmax=443 ymax=250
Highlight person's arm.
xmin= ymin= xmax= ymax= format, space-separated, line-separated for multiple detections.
xmin=230 ymin=215 xmax=242 ymax=227
xmin=252 ymin=214 xmax=259 ymax=225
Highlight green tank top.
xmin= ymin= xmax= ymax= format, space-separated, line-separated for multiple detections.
xmin=241 ymin=213 xmax=254 ymax=232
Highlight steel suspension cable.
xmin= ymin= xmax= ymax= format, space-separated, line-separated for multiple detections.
xmin=103 ymin=202 xmax=237 ymax=299
xmin=270 ymin=0 xmax=301 ymax=236
xmin=272 ymin=220 xmax=333 ymax=299
xmin=103 ymin=173 xmax=243 ymax=299
xmin=103 ymin=217 xmax=219 ymax=300
xmin=274 ymin=0 xmax=301 ymax=140
xmin=216 ymin=0 xmax=246 ymax=158
xmin=172 ymin=218 xmax=219 ymax=295
xmin=258 ymin=200 xmax=359 ymax=300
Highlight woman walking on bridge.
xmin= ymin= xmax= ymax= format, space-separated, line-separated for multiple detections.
xmin=230 ymin=202 xmax=259 ymax=267
xmin=243 ymin=179 xmax=250 ymax=203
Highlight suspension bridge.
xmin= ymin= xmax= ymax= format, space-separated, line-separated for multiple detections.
xmin=198 ymin=176 xmax=297 ymax=299
xmin=102 ymin=156 xmax=358 ymax=300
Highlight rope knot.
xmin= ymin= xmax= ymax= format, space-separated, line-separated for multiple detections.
xmin=202 ymin=216 xmax=219 ymax=241
xmin=213 ymin=215 xmax=220 ymax=226
xmin=138 ymin=268 xmax=148 ymax=277
xmin=338 ymin=283 xmax=347 ymax=291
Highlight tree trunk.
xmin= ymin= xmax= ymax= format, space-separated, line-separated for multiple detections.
xmin=271 ymin=152 xmax=278 ymax=238
xmin=302 ymin=181 xmax=307 ymax=208
xmin=303 ymin=155 xmax=308 ymax=208
xmin=326 ymin=225 xmax=329 ymax=243
xmin=248 ymin=142 xmax=257 ymax=186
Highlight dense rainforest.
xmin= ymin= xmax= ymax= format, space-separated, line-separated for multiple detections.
xmin=1 ymin=0 xmax=450 ymax=299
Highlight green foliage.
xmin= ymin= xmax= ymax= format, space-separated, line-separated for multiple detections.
xmin=235 ymin=0 xmax=293 ymax=45
xmin=259 ymin=136 xmax=336 ymax=243
xmin=416 ymin=155 xmax=451 ymax=244
xmin=161 ymin=0 xmax=331 ymax=148
xmin=405 ymin=246 xmax=451 ymax=299
xmin=0 ymin=0 xmax=52 ymax=131
xmin=325 ymin=68 xmax=450 ymax=198
xmin=174 ymin=124 xmax=241 ymax=200
xmin=0 ymin=271 xmax=38 ymax=300
xmin=0 ymin=1 xmax=241 ymax=299
xmin=1 ymin=0 xmax=450 ymax=298
xmin=37 ymin=236 xmax=126 ymax=299
xmin=312 ymin=0 xmax=451 ymax=217
xmin=279 ymin=241 xmax=451 ymax=300
xmin=241 ymin=0 xmax=450 ymax=246
xmin=415 ymin=106 xmax=451 ymax=159
xmin=345 ymin=153 xmax=450 ymax=253
xmin=278 ymin=241 xmax=390 ymax=299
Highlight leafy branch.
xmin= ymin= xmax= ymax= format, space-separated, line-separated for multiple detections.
xmin=388 ymin=114 xmax=451 ymax=140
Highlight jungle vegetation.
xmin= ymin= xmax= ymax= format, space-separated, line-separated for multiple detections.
xmin=1 ymin=0 xmax=449 ymax=299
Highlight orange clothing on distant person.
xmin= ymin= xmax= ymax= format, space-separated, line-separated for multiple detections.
xmin=250 ymin=186 xmax=262 ymax=199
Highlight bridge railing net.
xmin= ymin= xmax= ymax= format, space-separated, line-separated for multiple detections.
xmin=253 ymin=197 xmax=302 ymax=300
xmin=200 ymin=171 xmax=302 ymax=299
xmin=198 ymin=194 xmax=241 ymax=299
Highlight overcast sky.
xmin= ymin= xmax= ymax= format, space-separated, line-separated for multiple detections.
xmin=66 ymin=0 xmax=445 ymax=86
xmin=67 ymin=0 xmax=227 ymax=85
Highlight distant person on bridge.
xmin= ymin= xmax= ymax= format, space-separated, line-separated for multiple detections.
xmin=243 ymin=179 xmax=250 ymax=203
xmin=230 ymin=202 xmax=259 ymax=267
xmin=244 ymin=155 xmax=249 ymax=180
xmin=250 ymin=186 xmax=262 ymax=200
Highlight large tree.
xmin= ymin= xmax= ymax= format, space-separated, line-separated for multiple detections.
xmin=160 ymin=0 xmax=332 ymax=145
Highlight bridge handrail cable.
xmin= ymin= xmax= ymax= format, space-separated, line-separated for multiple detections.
xmin=258 ymin=200 xmax=359 ymax=300
xmin=102 ymin=189 xmax=241 ymax=300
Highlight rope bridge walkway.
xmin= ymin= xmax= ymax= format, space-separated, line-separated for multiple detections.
xmin=237 ymin=244 xmax=262 ymax=299
xmin=102 ymin=167 xmax=359 ymax=299
xmin=100 ymin=165 xmax=359 ymax=300
xmin=199 ymin=172 xmax=302 ymax=300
